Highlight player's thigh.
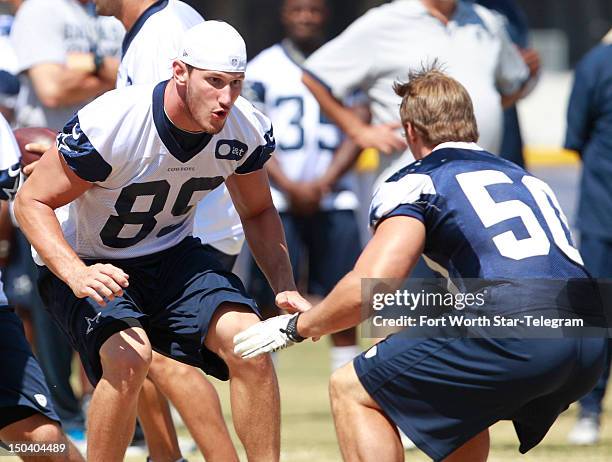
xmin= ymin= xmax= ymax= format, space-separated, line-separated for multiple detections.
xmin=152 ymin=240 xmax=263 ymax=380
xmin=309 ymin=210 xmax=361 ymax=295
xmin=203 ymin=302 xmax=261 ymax=359
xmin=330 ymin=361 xmax=381 ymax=410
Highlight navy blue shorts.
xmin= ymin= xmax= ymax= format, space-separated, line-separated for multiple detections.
xmin=249 ymin=210 xmax=361 ymax=311
xmin=37 ymin=237 xmax=260 ymax=385
xmin=0 ymin=309 xmax=60 ymax=429
xmin=200 ymin=244 xmax=237 ymax=272
xmin=354 ymin=334 xmax=606 ymax=461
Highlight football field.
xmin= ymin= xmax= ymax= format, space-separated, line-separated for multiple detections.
xmin=179 ymin=338 xmax=612 ymax=462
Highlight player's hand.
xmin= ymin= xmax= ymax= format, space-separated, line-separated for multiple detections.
xmin=66 ymin=263 xmax=130 ymax=307
xmin=287 ymin=181 xmax=323 ymax=216
xmin=275 ymin=290 xmax=311 ymax=313
xmin=234 ymin=314 xmax=304 ymax=359
xmin=22 ymin=143 xmax=49 ymax=176
xmin=353 ymin=122 xmax=407 ymax=155
xmin=521 ymin=48 xmax=541 ymax=78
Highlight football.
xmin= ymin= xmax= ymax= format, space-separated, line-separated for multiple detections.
xmin=13 ymin=127 xmax=57 ymax=166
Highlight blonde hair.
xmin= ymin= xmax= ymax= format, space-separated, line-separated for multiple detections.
xmin=393 ymin=62 xmax=479 ymax=147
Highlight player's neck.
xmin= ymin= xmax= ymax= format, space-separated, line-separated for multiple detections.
xmin=120 ymin=0 xmax=159 ymax=32
xmin=284 ymin=38 xmax=323 ymax=61
xmin=421 ymin=0 xmax=457 ymax=24
xmin=164 ymin=80 xmax=205 ymax=133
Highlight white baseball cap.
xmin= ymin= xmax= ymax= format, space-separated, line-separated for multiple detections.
xmin=178 ymin=21 xmax=247 ymax=73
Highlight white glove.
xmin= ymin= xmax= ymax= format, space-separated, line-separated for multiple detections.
xmin=233 ymin=314 xmax=304 ymax=359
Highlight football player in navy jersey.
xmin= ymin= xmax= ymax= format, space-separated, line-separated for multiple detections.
xmin=15 ymin=22 xmax=307 ymax=462
xmin=234 ymin=65 xmax=608 ymax=461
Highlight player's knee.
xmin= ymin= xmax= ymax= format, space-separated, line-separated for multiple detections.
xmin=227 ymin=351 xmax=274 ymax=379
xmin=148 ymin=353 xmax=196 ymax=385
xmin=25 ymin=420 xmax=63 ymax=444
xmin=329 ymin=363 xmax=359 ymax=405
xmin=99 ymin=329 xmax=152 ymax=385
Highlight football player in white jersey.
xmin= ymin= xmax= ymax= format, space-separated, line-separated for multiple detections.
xmin=0 ymin=115 xmax=84 ymax=462
xmin=15 ymin=21 xmax=308 ymax=462
xmin=109 ymin=0 xmax=245 ymax=271
xmin=245 ymin=0 xmax=363 ymax=371
xmin=94 ymin=1 xmax=238 ymax=459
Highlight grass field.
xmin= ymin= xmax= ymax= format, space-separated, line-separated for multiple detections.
xmin=3 ymin=338 xmax=610 ymax=461
xmin=185 ymin=339 xmax=610 ymax=462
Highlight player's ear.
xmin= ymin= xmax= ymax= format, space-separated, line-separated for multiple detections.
xmin=172 ymin=60 xmax=190 ymax=86
xmin=405 ymin=122 xmax=417 ymax=144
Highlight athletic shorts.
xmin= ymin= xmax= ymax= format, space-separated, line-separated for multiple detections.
xmin=200 ymin=243 xmax=238 ymax=272
xmin=37 ymin=237 xmax=259 ymax=385
xmin=249 ymin=210 xmax=361 ymax=312
xmin=354 ymin=334 xmax=606 ymax=461
xmin=0 ymin=309 xmax=60 ymax=429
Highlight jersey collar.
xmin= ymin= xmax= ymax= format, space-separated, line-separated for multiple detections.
xmin=122 ymin=0 xmax=169 ymax=58
xmin=152 ymin=80 xmax=213 ymax=163
xmin=432 ymin=142 xmax=484 ymax=152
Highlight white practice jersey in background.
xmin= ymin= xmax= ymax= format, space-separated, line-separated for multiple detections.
xmin=0 ymin=114 xmax=21 ymax=305
xmin=34 ymin=83 xmax=273 ymax=262
xmin=246 ymin=43 xmax=358 ymax=212
xmin=116 ymin=0 xmax=202 ymax=88
xmin=116 ymin=0 xmax=243 ymax=254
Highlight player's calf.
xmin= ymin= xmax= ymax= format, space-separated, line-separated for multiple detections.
xmin=87 ymin=328 xmax=152 ymax=462
xmin=206 ymin=304 xmax=280 ymax=461
xmin=330 ymin=362 xmax=404 ymax=462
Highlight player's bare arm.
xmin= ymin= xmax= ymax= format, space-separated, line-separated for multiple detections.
xmin=234 ymin=216 xmax=424 ymax=358
xmin=14 ymin=146 xmax=129 ymax=306
xmin=317 ymin=104 xmax=370 ymax=191
xmin=302 ymin=72 xmax=406 ymax=154
xmin=28 ymin=63 xmax=115 ymax=109
xmin=265 ymin=157 xmax=322 ymax=215
xmin=226 ymin=168 xmax=309 ymax=313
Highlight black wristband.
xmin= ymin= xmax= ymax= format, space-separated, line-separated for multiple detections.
xmin=283 ymin=313 xmax=306 ymax=343
xmin=93 ymin=53 xmax=104 ymax=76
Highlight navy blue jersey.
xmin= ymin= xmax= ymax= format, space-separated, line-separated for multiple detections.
xmin=370 ymin=143 xmax=586 ymax=282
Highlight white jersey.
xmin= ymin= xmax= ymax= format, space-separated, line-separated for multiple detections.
xmin=116 ymin=1 xmax=243 ymax=254
xmin=0 ymin=114 xmax=21 ymax=305
xmin=304 ymin=0 xmax=529 ymax=165
xmin=116 ymin=0 xmax=202 ymax=88
xmin=246 ymin=43 xmax=358 ymax=212
xmin=37 ymin=82 xmax=273 ymax=262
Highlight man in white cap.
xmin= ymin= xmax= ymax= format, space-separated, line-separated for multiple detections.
xmin=15 ymin=21 xmax=306 ymax=462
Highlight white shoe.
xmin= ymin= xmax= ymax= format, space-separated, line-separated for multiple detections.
xmin=398 ymin=428 xmax=416 ymax=450
xmin=568 ymin=416 xmax=600 ymax=445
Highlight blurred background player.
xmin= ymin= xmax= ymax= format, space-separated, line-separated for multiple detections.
xmin=0 ymin=3 xmax=19 ymax=123
xmin=9 ymin=0 xmax=118 ymax=130
xmin=564 ymin=28 xmax=612 ymax=446
xmin=0 ymin=113 xmax=84 ymax=462
xmin=94 ymin=0 xmax=238 ymax=459
xmin=469 ymin=0 xmax=540 ymax=168
xmin=302 ymin=0 xmax=538 ymax=184
xmin=244 ymin=0 xmax=363 ymax=371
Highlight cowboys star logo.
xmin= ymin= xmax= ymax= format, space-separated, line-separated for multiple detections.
xmin=85 ymin=312 xmax=102 ymax=334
